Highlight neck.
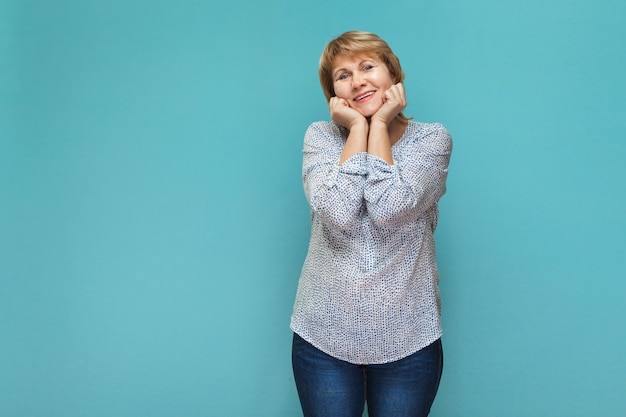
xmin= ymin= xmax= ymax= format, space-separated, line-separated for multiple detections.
xmin=388 ymin=117 xmax=408 ymax=145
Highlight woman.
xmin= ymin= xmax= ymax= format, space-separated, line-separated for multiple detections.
xmin=290 ymin=31 xmax=452 ymax=417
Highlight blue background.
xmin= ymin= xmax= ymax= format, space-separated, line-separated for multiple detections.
xmin=1 ymin=0 xmax=625 ymax=416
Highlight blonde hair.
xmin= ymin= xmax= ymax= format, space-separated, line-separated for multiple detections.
xmin=318 ymin=31 xmax=409 ymax=121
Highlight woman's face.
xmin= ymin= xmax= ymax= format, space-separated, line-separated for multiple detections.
xmin=332 ymin=54 xmax=395 ymax=117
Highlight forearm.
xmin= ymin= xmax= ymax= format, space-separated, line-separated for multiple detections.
xmin=339 ymin=120 xmax=369 ymax=165
xmin=367 ymin=119 xmax=394 ymax=164
xmin=365 ymin=172 xmax=444 ymax=227
xmin=303 ymin=121 xmax=367 ymax=230
xmin=305 ymin=156 xmax=366 ymax=231
xmin=365 ymin=125 xmax=453 ymax=227
xmin=308 ymin=183 xmax=364 ymax=230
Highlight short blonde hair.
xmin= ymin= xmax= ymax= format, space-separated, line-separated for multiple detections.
xmin=318 ymin=31 xmax=408 ymax=121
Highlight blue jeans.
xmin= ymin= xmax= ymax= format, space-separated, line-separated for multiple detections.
xmin=292 ymin=333 xmax=443 ymax=417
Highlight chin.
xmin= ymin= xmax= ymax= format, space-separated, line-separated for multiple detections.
xmin=357 ymin=107 xmax=380 ymax=118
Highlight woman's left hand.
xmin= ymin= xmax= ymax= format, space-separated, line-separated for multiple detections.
xmin=371 ymin=83 xmax=407 ymax=126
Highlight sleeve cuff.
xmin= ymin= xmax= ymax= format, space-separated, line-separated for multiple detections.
xmin=338 ymin=152 xmax=368 ymax=175
xmin=367 ymin=154 xmax=399 ymax=182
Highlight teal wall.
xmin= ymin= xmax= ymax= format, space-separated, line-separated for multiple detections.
xmin=1 ymin=0 xmax=625 ymax=416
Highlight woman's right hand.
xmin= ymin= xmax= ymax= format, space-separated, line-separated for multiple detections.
xmin=329 ymin=97 xmax=367 ymax=130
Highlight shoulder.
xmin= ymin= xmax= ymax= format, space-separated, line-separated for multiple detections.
xmin=406 ymin=121 xmax=452 ymax=153
xmin=306 ymin=121 xmax=343 ymax=136
xmin=409 ymin=121 xmax=451 ymax=141
xmin=304 ymin=121 xmax=346 ymax=146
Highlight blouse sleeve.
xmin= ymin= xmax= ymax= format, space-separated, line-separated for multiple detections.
xmin=364 ymin=123 xmax=452 ymax=228
xmin=302 ymin=122 xmax=367 ymax=231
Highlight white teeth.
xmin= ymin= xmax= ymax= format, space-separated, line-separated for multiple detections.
xmin=355 ymin=91 xmax=374 ymax=101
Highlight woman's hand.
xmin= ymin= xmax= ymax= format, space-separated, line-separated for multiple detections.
xmin=371 ymin=83 xmax=407 ymax=126
xmin=329 ymin=97 xmax=367 ymax=130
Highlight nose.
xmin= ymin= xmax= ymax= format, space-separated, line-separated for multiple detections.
xmin=352 ymin=72 xmax=366 ymax=89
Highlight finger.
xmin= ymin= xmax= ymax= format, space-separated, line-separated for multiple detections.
xmin=331 ymin=97 xmax=343 ymax=107
xmin=395 ymin=84 xmax=407 ymax=104
xmin=341 ymin=99 xmax=355 ymax=110
xmin=384 ymin=93 xmax=397 ymax=106
xmin=383 ymin=88 xmax=395 ymax=102
xmin=389 ymin=84 xmax=403 ymax=98
xmin=386 ymin=85 xmax=405 ymax=107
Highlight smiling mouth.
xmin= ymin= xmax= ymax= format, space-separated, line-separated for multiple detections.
xmin=354 ymin=91 xmax=375 ymax=101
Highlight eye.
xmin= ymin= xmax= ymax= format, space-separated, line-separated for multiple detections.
xmin=336 ymin=72 xmax=350 ymax=81
xmin=362 ymin=64 xmax=375 ymax=71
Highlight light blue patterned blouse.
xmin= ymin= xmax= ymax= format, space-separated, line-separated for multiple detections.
xmin=290 ymin=120 xmax=453 ymax=364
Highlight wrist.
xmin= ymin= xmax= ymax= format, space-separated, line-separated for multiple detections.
xmin=369 ymin=117 xmax=389 ymax=131
xmin=349 ymin=118 xmax=369 ymax=133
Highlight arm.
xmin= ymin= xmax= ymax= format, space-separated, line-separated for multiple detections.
xmin=367 ymin=83 xmax=407 ymax=164
xmin=303 ymin=122 xmax=367 ymax=231
xmin=365 ymin=124 xmax=452 ymax=228
xmin=328 ymin=96 xmax=369 ymax=165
